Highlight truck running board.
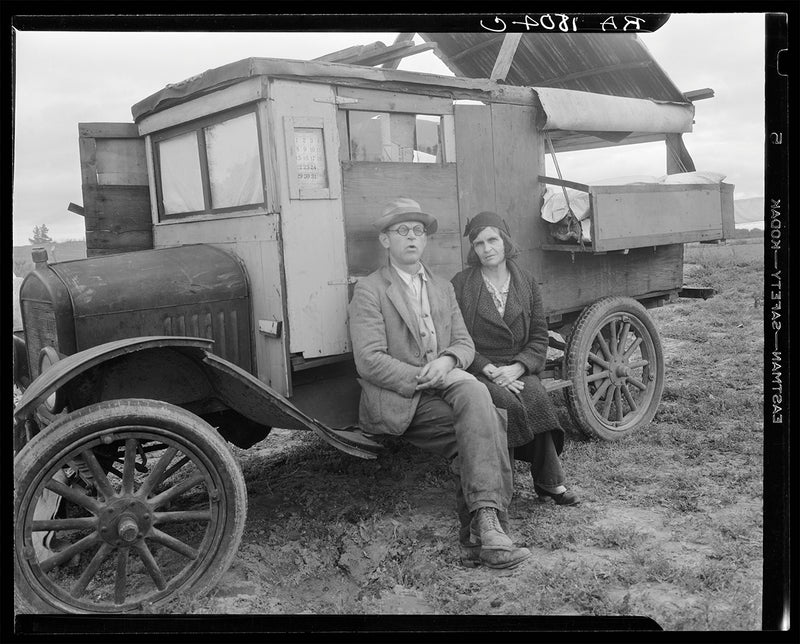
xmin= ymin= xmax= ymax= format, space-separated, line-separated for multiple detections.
xmin=202 ymin=352 xmax=383 ymax=460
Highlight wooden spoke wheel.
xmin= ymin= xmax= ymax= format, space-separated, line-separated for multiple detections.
xmin=15 ymin=399 xmax=247 ymax=614
xmin=564 ymin=296 xmax=664 ymax=440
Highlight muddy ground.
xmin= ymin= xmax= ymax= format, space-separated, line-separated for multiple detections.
xmin=163 ymin=240 xmax=764 ymax=629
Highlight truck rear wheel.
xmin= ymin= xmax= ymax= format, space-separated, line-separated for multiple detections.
xmin=564 ymin=296 xmax=664 ymax=441
xmin=14 ymin=399 xmax=246 ymax=613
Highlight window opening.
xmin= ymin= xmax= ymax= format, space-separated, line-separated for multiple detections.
xmin=347 ymin=111 xmax=447 ymax=163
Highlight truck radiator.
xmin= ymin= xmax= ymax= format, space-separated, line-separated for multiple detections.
xmin=22 ymin=301 xmax=58 ymax=380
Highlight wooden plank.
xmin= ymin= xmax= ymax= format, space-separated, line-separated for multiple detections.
xmin=335 ymin=86 xmax=453 ymax=115
xmin=95 ymin=138 xmax=148 ymax=185
xmin=137 ymin=77 xmax=266 ymax=136
xmin=491 ymin=103 xmax=541 ymax=253
xmin=454 ymin=104 xmax=495 ymax=263
xmin=679 ymin=286 xmax=716 ymax=299
xmin=67 ymin=203 xmax=85 ymax=216
xmin=315 ymin=40 xmax=423 ymax=67
xmin=530 ymin=244 xmax=684 ymax=318
xmin=97 ymin=172 xmax=149 ymax=186
xmin=538 ymin=175 xmax=591 ymax=192
xmin=79 ymin=136 xmax=98 ymax=187
xmin=257 ymin=80 xmax=282 ymax=214
xmin=341 ymin=161 xmax=460 ymax=278
xmin=82 ymin=185 xmax=151 ymax=217
xmin=79 ymin=123 xmax=140 ymax=138
xmin=336 ymin=108 xmax=350 ymax=161
xmin=355 ymin=43 xmax=436 ymax=68
xmin=143 ymin=134 xmax=159 ymax=224
xmin=154 ymin=212 xmax=278 ymax=243
xmin=589 ymin=183 xmax=720 ymax=195
xmin=490 ymin=33 xmax=522 ymax=81
xmin=382 ymin=33 xmax=416 ymax=69
xmin=684 ymin=88 xmax=714 ymax=101
xmin=591 ymin=186 xmax=725 ymax=251
xmin=314 ymin=43 xmax=376 ymax=63
xmin=85 ymin=229 xmax=153 ymax=254
xmin=595 ymin=230 xmax=724 ymax=250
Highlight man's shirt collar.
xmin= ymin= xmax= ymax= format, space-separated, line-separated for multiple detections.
xmin=390 ymin=261 xmax=427 ymax=288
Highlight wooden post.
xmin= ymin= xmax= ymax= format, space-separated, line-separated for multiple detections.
xmin=490 ymin=33 xmax=522 ymax=81
xmin=382 ymin=33 xmax=415 ymax=69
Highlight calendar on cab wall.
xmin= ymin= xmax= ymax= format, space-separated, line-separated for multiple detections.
xmin=294 ymin=128 xmax=327 ymax=189
xmin=284 ymin=116 xmax=339 ymax=199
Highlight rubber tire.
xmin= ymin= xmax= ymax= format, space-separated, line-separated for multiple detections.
xmin=564 ymin=296 xmax=664 ymax=441
xmin=14 ymin=399 xmax=247 ymax=614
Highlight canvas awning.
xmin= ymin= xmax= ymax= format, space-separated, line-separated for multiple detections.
xmin=536 ymin=87 xmax=693 ymax=133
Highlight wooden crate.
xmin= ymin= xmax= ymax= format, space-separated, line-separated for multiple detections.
xmin=539 ymin=176 xmax=735 ymax=253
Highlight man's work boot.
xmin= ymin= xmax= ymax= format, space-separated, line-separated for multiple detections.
xmin=469 ymin=507 xmax=531 ymax=569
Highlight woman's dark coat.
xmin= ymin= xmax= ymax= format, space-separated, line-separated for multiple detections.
xmin=451 ymin=260 xmax=564 ymax=452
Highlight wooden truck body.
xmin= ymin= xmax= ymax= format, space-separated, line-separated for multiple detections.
xmin=54 ymin=58 xmax=732 ymax=421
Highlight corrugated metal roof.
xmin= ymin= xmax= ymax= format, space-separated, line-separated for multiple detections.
xmin=420 ymin=32 xmax=687 ymax=102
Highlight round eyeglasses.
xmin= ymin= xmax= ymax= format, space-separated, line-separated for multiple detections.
xmin=387 ymin=225 xmax=427 ymax=237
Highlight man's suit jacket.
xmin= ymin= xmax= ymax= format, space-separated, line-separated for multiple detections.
xmin=348 ymin=263 xmax=475 ymax=435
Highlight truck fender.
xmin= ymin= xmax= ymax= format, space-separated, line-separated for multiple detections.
xmin=13 ymin=336 xmax=214 ymax=424
xmin=200 ymin=353 xmax=382 ymax=460
xmin=14 ymin=336 xmax=381 ymax=460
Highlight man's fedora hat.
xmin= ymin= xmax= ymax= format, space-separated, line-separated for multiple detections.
xmin=374 ymin=197 xmax=438 ymax=234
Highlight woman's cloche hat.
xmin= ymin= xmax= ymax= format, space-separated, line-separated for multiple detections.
xmin=374 ymin=197 xmax=438 ymax=234
xmin=463 ymin=211 xmax=510 ymax=241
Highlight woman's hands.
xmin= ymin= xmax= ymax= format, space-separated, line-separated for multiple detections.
xmin=483 ymin=362 xmax=526 ymax=394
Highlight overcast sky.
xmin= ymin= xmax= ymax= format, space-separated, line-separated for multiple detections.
xmin=12 ymin=13 xmax=765 ymax=245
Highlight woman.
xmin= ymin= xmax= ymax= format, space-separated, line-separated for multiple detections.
xmin=451 ymin=211 xmax=578 ymax=506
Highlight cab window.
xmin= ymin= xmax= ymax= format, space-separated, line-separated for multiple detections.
xmin=154 ymin=107 xmax=265 ymax=219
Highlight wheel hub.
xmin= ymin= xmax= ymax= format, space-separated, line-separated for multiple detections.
xmin=98 ymin=498 xmax=152 ymax=545
xmin=608 ymin=358 xmax=630 ymax=385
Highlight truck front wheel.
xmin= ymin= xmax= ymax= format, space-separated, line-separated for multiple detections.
xmin=14 ymin=399 xmax=247 ymax=613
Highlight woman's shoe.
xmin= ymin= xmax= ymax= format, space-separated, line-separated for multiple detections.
xmin=534 ymin=483 xmax=580 ymax=506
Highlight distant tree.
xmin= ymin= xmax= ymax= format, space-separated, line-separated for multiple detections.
xmin=29 ymin=224 xmax=53 ymax=245
xmin=14 ymin=257 xmax=33 ymax=277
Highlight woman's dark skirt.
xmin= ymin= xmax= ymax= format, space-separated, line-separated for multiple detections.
xmin=476 ymin=372 xmax=565 ymax=457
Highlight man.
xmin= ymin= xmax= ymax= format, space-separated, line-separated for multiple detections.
xmin=348 ymin=197 xmax=531 ymax=569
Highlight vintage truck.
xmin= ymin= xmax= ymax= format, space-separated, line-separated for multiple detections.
xmin=13 ymin=34 xmax=734 ymax=613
